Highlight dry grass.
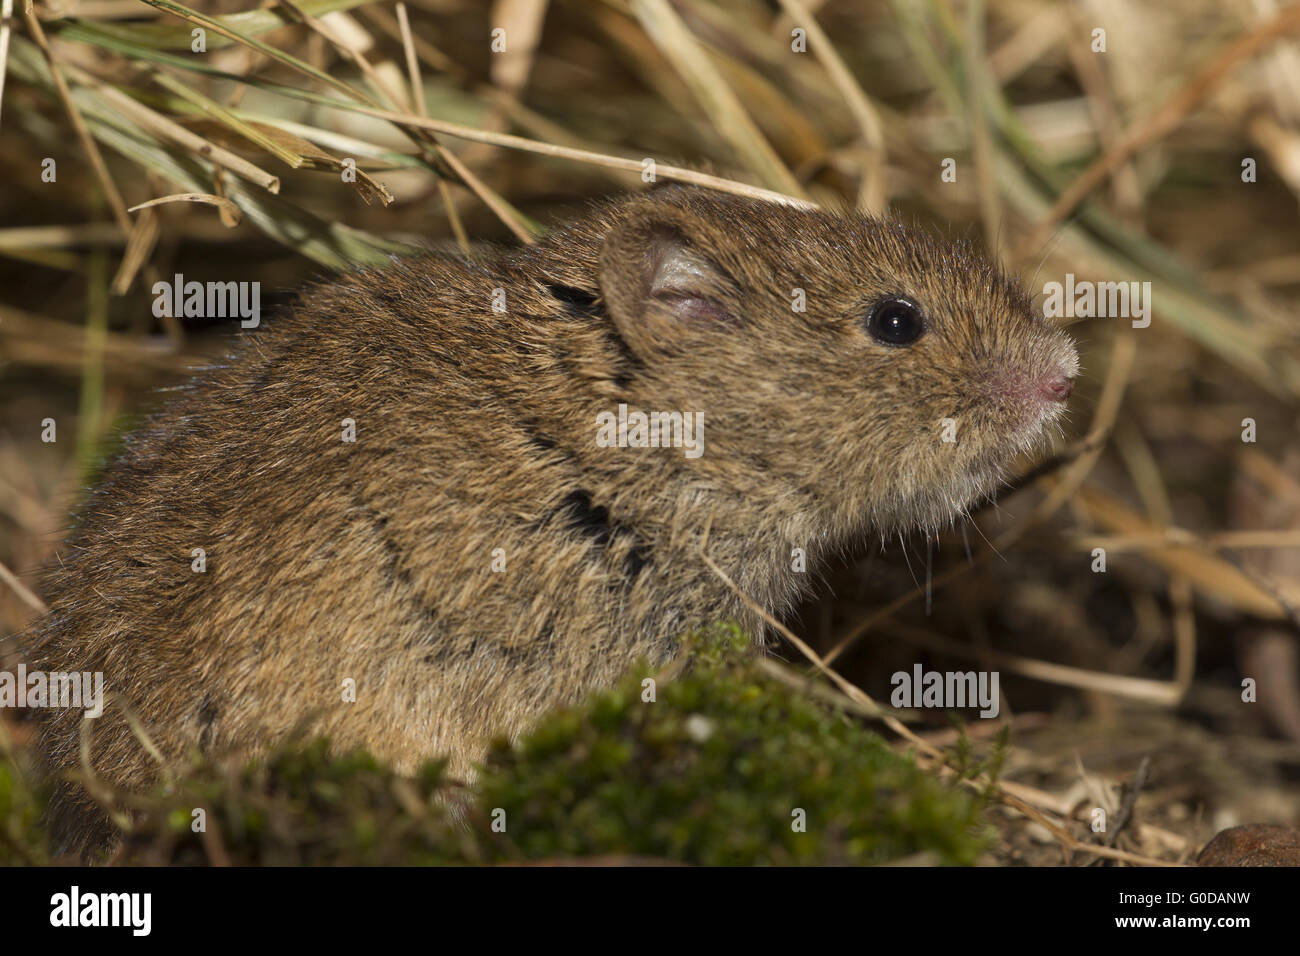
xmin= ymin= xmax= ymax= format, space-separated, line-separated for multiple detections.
xmin=2 ymin=0 xmax=1300 ymax=865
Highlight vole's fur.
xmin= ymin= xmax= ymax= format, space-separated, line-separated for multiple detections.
xmin=20 ymin=186 xmax=1077 ymax=856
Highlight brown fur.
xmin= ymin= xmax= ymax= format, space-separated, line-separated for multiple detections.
xmin=17 ymin=186 xmax=1077 ymax=856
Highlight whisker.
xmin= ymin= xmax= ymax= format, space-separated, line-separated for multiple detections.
xmin=924 ymin=532 xmax=933 ymax=616
xmin=968 ymin=511 xmax=1008 ymax=564
xmin=898 ymin=530 xmax=923 ymax=595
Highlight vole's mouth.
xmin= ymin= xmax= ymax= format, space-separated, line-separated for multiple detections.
xmin=921 ymin=407 xmax=1067 ymax=532
xmin=1015 ymin=397 xmax=1070 ymax=449
xmin=870 ymin=450 xmax=1015 ymax=536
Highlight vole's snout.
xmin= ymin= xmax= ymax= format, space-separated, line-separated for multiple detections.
xmin=1038 ymin=373 xmax=1074 ymax=402
xmin=986 ymin=362 xmax=1076 ymax=408
xmin=1025 ymin=331 xmax=1080 ymax=408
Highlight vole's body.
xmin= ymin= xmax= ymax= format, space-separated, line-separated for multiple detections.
xmin=23 ymin=187 xmax=1077 ymax=855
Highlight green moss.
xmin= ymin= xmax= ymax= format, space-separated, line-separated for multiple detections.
xmin=8 ymin=625 xmax=993 ymax=865
xmin=476 ymin=624 xmax=990 ymax=865
xmin=0 ymin=739 xmax=48 ymax=866
xmin=123 ymin=738 xmax=462 ymax=865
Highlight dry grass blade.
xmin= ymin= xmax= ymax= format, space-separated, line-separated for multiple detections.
xmin=86 ymin=74 xmax=282 ymax=194
xmin=0 ymin=303 xmax=197 ymax=371
xmin=394 ymin=1 xmax=424 ymax=116
xmin=182 ymin=114 xmax=395 ymax=206
xmin=361 ymin=2 xmax=463 ymax=80
xmin=0 ymin=223 xmax=123 ymax=247
xmin=78 ymin=0 xmax=375 ymax=51
xmin=110 ymin=204 xmax=161 ymax=293
xmin=0 ymin=558 xmax=47 ymax=615
xmin=1017 ymin=2 xmax=1300 ymax=258
xmin=135 ymin=0 xmax=365 ymax=102
xmin=880 ymin=619 xmax=1185 ymax=706
xmin=1071 ymin=529 xmax=1300 ymax=552
xmin=632 ymin=0 xmax=807 ymax=197
xmin=1075 ymin=485 xmax=1288 ymax=619
xmin=963 ymin=0 xmax=1003 ymax=253
xmin=318 ymin=99 xmax=818 ymax=207
xmin=278 ymin=0 xmax=408 ymax=109
xmin=489 ymin=0 xmax=549 ymax=101
xmin=0 ymin=0 xmax=14 ymax=130
xmin=21 ymin=4 xmax=132 ymax=234
xmin=6 ymin=33 xmax=416 ymax=267
xmin=128 ymin=192 xmax=243 ymax=223
xmin=775 ymin=0 xmax=887 ymax=211
xmin=393 ymin=3 xmax=468 ymax=253
xmin=149 ymin=69 xmax=305 ymax=167
xmin=275 ymin=0 xmax=534 ymax=238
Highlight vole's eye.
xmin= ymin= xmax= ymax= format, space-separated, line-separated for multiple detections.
xmin=865 ymin=297 xmax=925 ymax=346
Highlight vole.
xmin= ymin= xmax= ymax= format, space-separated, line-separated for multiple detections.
xmin=19 ymin=185 xmax=1078 ymax=856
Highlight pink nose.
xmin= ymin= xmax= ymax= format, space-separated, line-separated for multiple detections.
xmin=1039 ymin=375 xmax=1074 ymax=401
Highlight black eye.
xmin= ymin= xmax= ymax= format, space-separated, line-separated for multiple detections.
xmin=865 ymin=297 xmax=925 ymax=346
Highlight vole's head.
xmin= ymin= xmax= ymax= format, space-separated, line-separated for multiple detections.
xmin=581 ymin=187 xmax=1078 ymax=536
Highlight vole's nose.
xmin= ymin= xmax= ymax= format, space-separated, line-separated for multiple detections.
xmin=1039 ymin=374 xmax=1074 ymax=402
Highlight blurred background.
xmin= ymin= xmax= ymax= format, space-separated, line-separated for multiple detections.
xmin=1 ymin=0 xmax=1299 ymax=864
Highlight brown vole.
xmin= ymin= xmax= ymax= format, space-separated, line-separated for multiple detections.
xmin=19 ymin=185 xmax=1077 ymax=855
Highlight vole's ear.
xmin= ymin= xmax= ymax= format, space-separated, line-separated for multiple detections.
xmin=598 ymin=210 xmax=737 ymax=356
